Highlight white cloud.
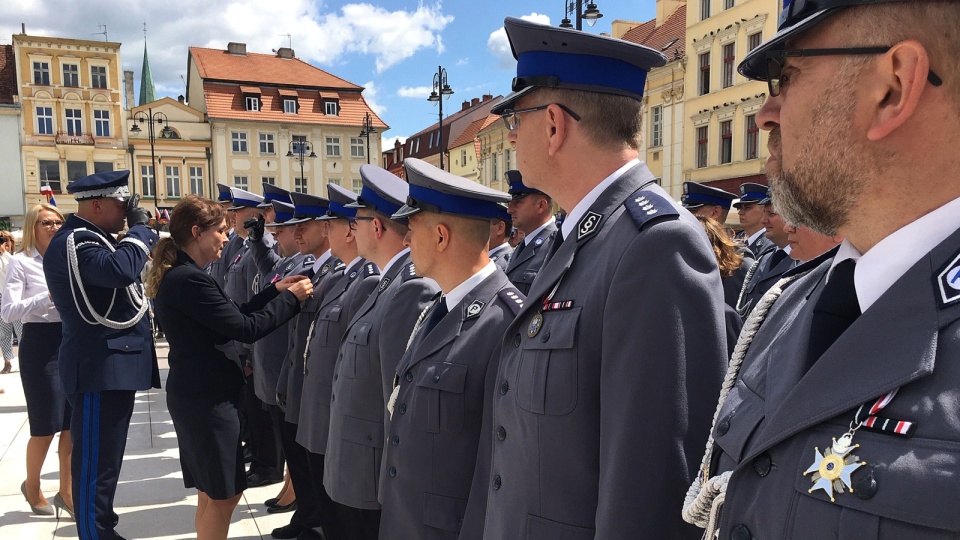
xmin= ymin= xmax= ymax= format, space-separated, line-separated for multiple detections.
xmin=362 ymin=81 xmax=385 ymax=116
xmin=397 ymin=86 xmax=433 ymax=99
xmin=382 ymin=135 xmax=407 ymax=150
xmin=456 ymin=57 xmax=469 ymax=66
xmin=488 ymin=13 xmax=552 ymax=70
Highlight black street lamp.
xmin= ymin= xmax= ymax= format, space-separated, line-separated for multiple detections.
xmin=427 ymin=65 xmax=454 ymax=170
xmin=359 ymin=112 xmax=376 ymax=165
xmin=130 ymin=108 xmax=173 ymax=202
xmin=286 ymin=139 xmax=317 ymax=192
xmin=559 ymin=0 xmax=603 ymax=30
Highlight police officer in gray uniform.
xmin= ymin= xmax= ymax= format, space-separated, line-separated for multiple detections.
xmin=503 ymin=171 xmax=557 ymax=295
xmin=487 ymin=207 xmax=513 ymax=272
xmin=681 ymin=181 xmax=738 ymax=224
xmin=379 ymin=158 xmax=524 ymax=540
xmin=734 ymin=182 xmax=775 ymax=258
xmin=208 ymin=183 xmax=242 ymax=285
xmin=736 ymin=190 xmax=796 ymax=318
xmin=475 ymin=18 xmax=727 ymax=539
xmin=324 ymin=165 xmax=440 ymax=540
xmin=683 ymin=1 xmax=960 ymax=538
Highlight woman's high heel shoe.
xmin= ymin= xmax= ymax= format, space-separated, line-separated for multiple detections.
xmin=20 ymin=481 xmax=54 ymax=516
xmin=52 ymin=493 xmax=74 ymax=520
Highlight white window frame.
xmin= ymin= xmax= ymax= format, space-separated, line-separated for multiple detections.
xmin=246 ymin=96 xmax=260 ymax=111
xmin=190 ymin=166 xmax=204 ymax=195
xmin=324 ymin=101 xmax=338 ymax=115
xmin=90 ymin=65 xmax=107 ymax=89
xmin=94 ymin=109 xmax=110 ymax=137
xmin=283 ymin=99 xmax=297 ymax=114
xmin=294 ymin=177 xmax=308 ymax=194
xmin=232 ymin=131 xmax=248 ymax=153
xmin=650 ymin=105 xmax=663 ymax=147
xmin=62 ymin=64 xmax=79 ymax=87
xmin=351 ymin=178 xmax=362 ymax=194
xmin=259 ymin=132 xmax=275 ymax=155
xmin=141 ymin=165 xmax=155 ymax=198
xmin=326 ymin=136 xmax=341 ymax=157
xmin=65 ymin=108 xmax=82 ymax=136
xmin=350 ymin=137 xmax=365 ymax=159
xmin=234 ymin=175 xmax=248 ymax=190
xmin=36 ymin=106 xmax=54 ymax=135
xmin=166 ymin=165 xmax=182 ymax=198
xmin=33 ymin=62 xmax=50 ymax=85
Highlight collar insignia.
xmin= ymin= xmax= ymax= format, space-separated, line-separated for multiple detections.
xmin=535 ymin=237 xmax=544 ymax=247
xmin=937 ymin=250 xmax=960 ymax=307
xmin=577 ymin=211 xmax=603 ymax=241
xmin=465 ymin=300 xmax=485 ymax=319
xmin=379 ymin=277 xmax=392 ymax=292
xmin=349 ymin=270 xmax=358 ymax=279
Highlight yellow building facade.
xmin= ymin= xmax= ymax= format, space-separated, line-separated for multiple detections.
xmin=476 ymin=120 xmax=513 ymax=193
xmin=683 ymin=0 xmax=777 ymax=193
xmin=13 ymin=33 xmax=129 ymax=215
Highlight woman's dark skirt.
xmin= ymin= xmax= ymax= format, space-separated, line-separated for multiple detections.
xmin=20 ymin=322 xmax=71 ymax=436
xmin=167 ymin=391 xmax=247 ymax=500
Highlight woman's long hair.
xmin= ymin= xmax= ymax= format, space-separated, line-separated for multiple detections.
xmin=20 ymin=203 xmax=63 ymax=254
xmin=145 ymin=195 xmax=226 ymax=297
xmin=696 ymin=215 xmax=744 ymax=279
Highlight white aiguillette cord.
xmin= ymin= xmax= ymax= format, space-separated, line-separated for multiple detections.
xmin=66 ymin=228 xmax=148 ymax=330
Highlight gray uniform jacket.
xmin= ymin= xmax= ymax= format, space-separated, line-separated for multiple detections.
xmin=723 ymin=251 xmax=756 ymax=310
xmin=251 ymin=252 xmax=309 ymax=406
xmin=479 ymin=164 xmax=727 ymax=539
xmin=296 ymin=259 xmax=380 ymax=454
xmin=379 ymin=270 xmax=524 ymax=540
xmin=747 ymin=233 xmax=775 ymax=260
xmin=504 ymin=221 xmax=557 ymax=296
xmin=489 ymin=243 xmax=513 ymax=272
xmin=711 ymin=229 xmax=960 ymax=539
xmin=737 ymin=247 xmax=796 ymax=318
xmin=279 ymin=256 xmax=344 ymax=424
xmin=224 ymin=233 xmax=276 ymax=359
xmin=208 ymin=232 xmax=243 ymax=286
xmin=324 ymin=253 xmax=440 ymax=510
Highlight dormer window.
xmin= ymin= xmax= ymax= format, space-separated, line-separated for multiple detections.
xmin=279 ymin=88 xmax=299 ymax=114
xmin=283 ymin=99 xmax=297 ymax=114
xmin=241 ymin=86 xmax=262 ymax=111
xmin=320 ymin=92 xmax=340 ymax=116
xmin=246 ymin=96 xmax=260 ymax=111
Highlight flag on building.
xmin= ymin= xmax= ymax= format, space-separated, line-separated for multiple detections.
xmin=40 ymin=184 xmax=56 ymax=207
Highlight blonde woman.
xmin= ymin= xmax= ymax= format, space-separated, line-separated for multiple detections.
xmin=0 ymin=203 xmax=73 ymax=518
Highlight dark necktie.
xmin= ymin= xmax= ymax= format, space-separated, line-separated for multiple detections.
xmin=768 ymin=248 xmax=788 ymax=269
xmin=513 ymin=240 xmax=528 ymax=259
xmin=544 ymin=230 xmax=565 ymax=264
xmin=807 ymin=259 xmax=860 ymax=368
xmin=422 ymin=298 xmax=448 ymax=336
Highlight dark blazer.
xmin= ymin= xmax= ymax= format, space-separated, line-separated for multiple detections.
xmin=224 ymin=232 xmax=276 ymax=359
xmin=296 ymin=259 xmax=380 ymax=454
xmin=737 ymin=247 xmax=797 ymax=318
xmin=379 ymin=270 xmax=523 ymax=540
xmin=746 ymin=232 xmax=776 ymax=259
xmin=154 ymin=251 xmax=301 ymax=398
xmin=723 ymin=251 xmax=756 ymax=310
xmin=479 ymin=163 xmax=727 ymax=539
xmin=324 ymin=252 xmax=440 ymax=510
xmin=489 ymin=243 xmax=513 ymax=272
xmin=710 ymin=228 xmax=960 ymax=539
xmin=208 ymin=232 xmax=243 ymax=286
xmin=505 ymin=221 xmax=557 ymax=295
xmin=45 ymin=216 xmax=160 ymax=394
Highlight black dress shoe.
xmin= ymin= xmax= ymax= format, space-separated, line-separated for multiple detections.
xmin=267 ymin=500 xmax=297 ymax=514
xmin=271 ymin=522 xmax=305 ymax=539
xmin=247 ymin=472 xmax=283 ymax=488
xmin=264 ymin=497 xmax=280 ymax=508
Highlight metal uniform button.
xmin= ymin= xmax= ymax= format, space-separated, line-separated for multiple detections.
xmin=389 ymin=467 xmax=397 ymax=478
xmin=493 ymin=475 xmax=502 ymax=490
xmin=499 ymin=381 xmax=509 ymax=395
xmin=513 ymin=334 xmax=521 ymax=347
xmin=405 ymin=371 xmax=413 ymax=382
xmin=391 ymin=435 xmax=399 ymax=446
xmin=433 ymin=374 xmax=440 ymax=383
xmin=398 ymin=404 xmax=407 ymax=414
xmin=541 ymin=331 xmax=550 ymax=343
xmin=854 ymin=468 xmax=878 ymax=500
xmin=717 ymin=417 xmax=731 ymax=436
xmin=752 ymin=453 xmax=772 ymax=477
xmin=496 ymin=426 xmax=506 ymax=441
xmin=730 ymin=524 xmax=751 ymax=540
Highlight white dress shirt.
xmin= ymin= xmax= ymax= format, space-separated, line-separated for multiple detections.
xmin=524 ymin=217 xmax=556 ymax=246
xmin=443 ymin=261 xmax=498 ymax=309
xmin=380 ymin=247 xmax=411 ymax=283
xmin=561 ymin=159 xmax=642 ymax=240
xmin=1 ymin=248 xmax=60 ymax=323
xmin=312 ymin=249 xmax=333 ymax=275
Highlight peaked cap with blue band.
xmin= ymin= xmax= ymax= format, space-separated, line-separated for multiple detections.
xmin=346 ymin=164 xmax=409 ymax=221
xmin=739 ymin=0 xmax=906 ymax=80
xmin=259 ymin=182 xmax=292 ymax=208
xmin=68 ymin=170 xmax=132 ymax=201
xmin=394 ymin=158 xmax=512 ymax=221
xmin=289 ymin=192 xmax=330 ymax=224
xmin=760 ymin=186 xmax=774 ymax=205
xmin=732 ymin=182 xmax=769 ymax=208
xmin=505 ymin=169 xmax=544 ymax=199
xmin=318 ymin=183 xmax=359 ymax=220
xmin=681 ymin=182 xmax=737 ymax=209
xmin=491 ymin=17 xmax=667 ymax=115
xmin=227 ymin=187 xmax=264 ymax=210
xmin=217 ymin=183 xmax=233 ymax=204
xmin=266 ymin=200 xmax=296 ymax=227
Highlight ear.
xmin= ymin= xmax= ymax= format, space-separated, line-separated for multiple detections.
xmin=372 ymin=217 xmax=384 ymax=239
xmin=867 ymin=40 xmax=930 ymax=141
xmin=544 ymin=103 xmax=570 ymax=157
xmin=436 ymin=221 xmax=451 ymax=252
xmin=191 ymin=224 xmax=201 ymax=239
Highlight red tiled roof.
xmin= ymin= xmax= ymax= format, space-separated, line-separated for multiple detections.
xmin=449 ymin=115 xmax=499 ymax=148
xmin=240 ymin=85 xmax=261 ymax=94
xmin=203 ymin=82 xmax=388 ymax=128
xmin=190 ymin=46 xmax=363 ymax=90
xmin=621 ymin=4 xmax=686 ymax=60
xmin=621 ymin=20 xmax=657 ymax=44
xmin=278 ymin=88 xmax=298 ymax=97
xmin=0 ymin=45 xmax=17 ymax=105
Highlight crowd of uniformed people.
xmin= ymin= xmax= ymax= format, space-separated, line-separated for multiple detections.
xmin=10 ymin=1 xmax=960 ymax=538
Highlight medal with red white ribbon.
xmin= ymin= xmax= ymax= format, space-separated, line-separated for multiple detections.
xmin=528 ymin=273 xmax=574 ymax=338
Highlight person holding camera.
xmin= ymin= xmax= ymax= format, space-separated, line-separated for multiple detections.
xmin=43 ymin=170 xmax=160 ymax=540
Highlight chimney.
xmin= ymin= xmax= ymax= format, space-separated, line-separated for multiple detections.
xmin=471 ymin=97 xmax=480 ymax=107
xmin=276 ymin=47 xmax=295 ymax=59
xmin=178 ymin=94 xmax=185 ymax=103
xmin=227 ymin=42 xmax=247 ymax=56
xmin=123 ymin=70 xmax=135 ymax=110
xmin=21 ymin=23 xmax=25 ymax=35
xmin=482 ymin=94 xmax=493 ymax=101
xmin=462 ymin=101 xmax=470 ymax=111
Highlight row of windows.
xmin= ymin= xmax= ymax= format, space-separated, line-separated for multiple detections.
xmin=139 ymin=165 xmax=205 ymax=198
xmin=35 ymin=106 xmax=111 ymax=136
xmin=697 ymin=32 xmax=763 ymax=96
xmin=700 ymin=0 xmax=737 ymax=20
xmin=37 ymin=159 xmax=114 ymax=193
xmin=232 ymin=175 xmax=364 ymax=196
xmin=33 ymin=61 xmax=108 ymax=89
xmin=245 ymin=95 xmax=339 ymax=116
xmin=695 ymin=114 xmax=760 ymax=168
xmin=230 ymin=132 xmax=367 ymax=159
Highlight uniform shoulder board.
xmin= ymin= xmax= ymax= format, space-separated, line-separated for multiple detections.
xmin=625 ymin=188 xmax=679 ymax=231
xmin=334 ymin=260 xmax=347 ymax=273
xmin=498 ymin=287 xmax=525 ymax=316
xmin=364 ymin=263 xmax=381 ymax=278
xmin=301 ymin=256 xmax=315 ymax=268
xmin=400 ymin=261 xmax=422 ymax=282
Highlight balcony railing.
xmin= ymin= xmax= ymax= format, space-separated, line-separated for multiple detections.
xmin=55 ymin=131 xmax=95 ymax=145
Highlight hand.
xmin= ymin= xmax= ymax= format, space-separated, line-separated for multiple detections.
xmin=283 ymin=276 xmax=314 ymax=302
xmin=275 ymin=274 xmax=307 ymax=292
xmin=277 ymin=393 xmax=287 ymax=413
xmin=243 ymin=214 xmax=265 ymax=243
xmin=125 ymin=194 xmax=151 ymax=228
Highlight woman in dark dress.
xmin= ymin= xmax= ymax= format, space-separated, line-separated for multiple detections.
xmin=146 ymin=195 xmax=313 ymax=540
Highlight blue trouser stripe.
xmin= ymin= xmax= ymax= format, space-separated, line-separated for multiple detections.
xmin=78 ymin=392 xmax=101 ymax=540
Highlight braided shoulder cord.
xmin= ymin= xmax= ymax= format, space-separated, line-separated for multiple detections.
xmin=735 ymin=258 xmax=762 ymax=316
xmin=66 ymin=229 xmax=148 ymax=330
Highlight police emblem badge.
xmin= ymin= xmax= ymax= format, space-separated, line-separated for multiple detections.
xmin=466 ymin=300 xmax=485 ymax=319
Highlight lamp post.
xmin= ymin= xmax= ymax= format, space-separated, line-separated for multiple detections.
xmin=427 ymin=65 xmax=454 ymax=170
xmin=559 ymin=0 xmax=603 ymax=30
xmin=130 ymin=108 xmax=172 ymax=202
xmin=286 ymin=139 xmax=317 ymax=192
xmin=359 ymin=112 xmax=376 ymax=165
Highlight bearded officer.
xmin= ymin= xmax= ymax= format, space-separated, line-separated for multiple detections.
xmin=682 ymin=1 xmax=960 ymax=538
xmin=503 ymin=170 xmax=557 ymax=295
xmin=475 ymin=18 xmax=727 ymax=539
xmin=44 ymin=170 xmax=159 ymax=540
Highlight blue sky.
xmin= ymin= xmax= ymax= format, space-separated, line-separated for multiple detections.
xmin=2 ymin=0 xmax=657 ymax=147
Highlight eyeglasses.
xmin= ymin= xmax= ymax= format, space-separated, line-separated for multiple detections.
xmin=39 ymin=219 xmax=64 ymax=230
xmin=766 ymin=46 xmax=943 ymax=97
xmin=500 ymin=103 xmax=581 ymax=131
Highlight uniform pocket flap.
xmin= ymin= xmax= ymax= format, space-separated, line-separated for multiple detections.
xmin=713 ymin=380 xmax=765 ymax=463
xmin=319 ymin=304 xmax=343 ymax=322
xmin=523 ymin=307 xmax=580 ymax=350
xmin=346 ymin=322 xmax=373 ymax=345
xmin=415 ymin=361 xmax=468 ymax=394
xmin=526 ymin=514 xmax=594 ymax=539
xmin=422 ymin=492 xmax=467 ymax=532
xmin=793 ymin=427 xmax=960 ymax=532
xmin=341 ymin=415 xmax=383 ymax=448
xmin=106 ymin=335 xmax=144 ymax=353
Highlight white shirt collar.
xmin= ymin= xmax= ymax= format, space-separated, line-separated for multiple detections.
xmin=346 ymin=257 xmax=363 ymax=273
xmin=524 ymin=217 xmax=556 ymax=246
xmin=380 ymin=247 xmax=411 ymax=282
xmin=561 ymin=159 xmax=641 ymax=240
xmin=828 ymin=195 xmax=960 ymax=312
xmin=488 ymin=243 xmax=511 ymax=257
xmin=747 ymin=228 xmax=766 ymax=246
xmin=311 ymin=249 xmax=333 ymax=273
xmin=443 ymin=261 xmax=498 ymax=310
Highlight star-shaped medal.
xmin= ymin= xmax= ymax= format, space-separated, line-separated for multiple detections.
xmin=803 ymin=435 xmax=865 ymax=502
